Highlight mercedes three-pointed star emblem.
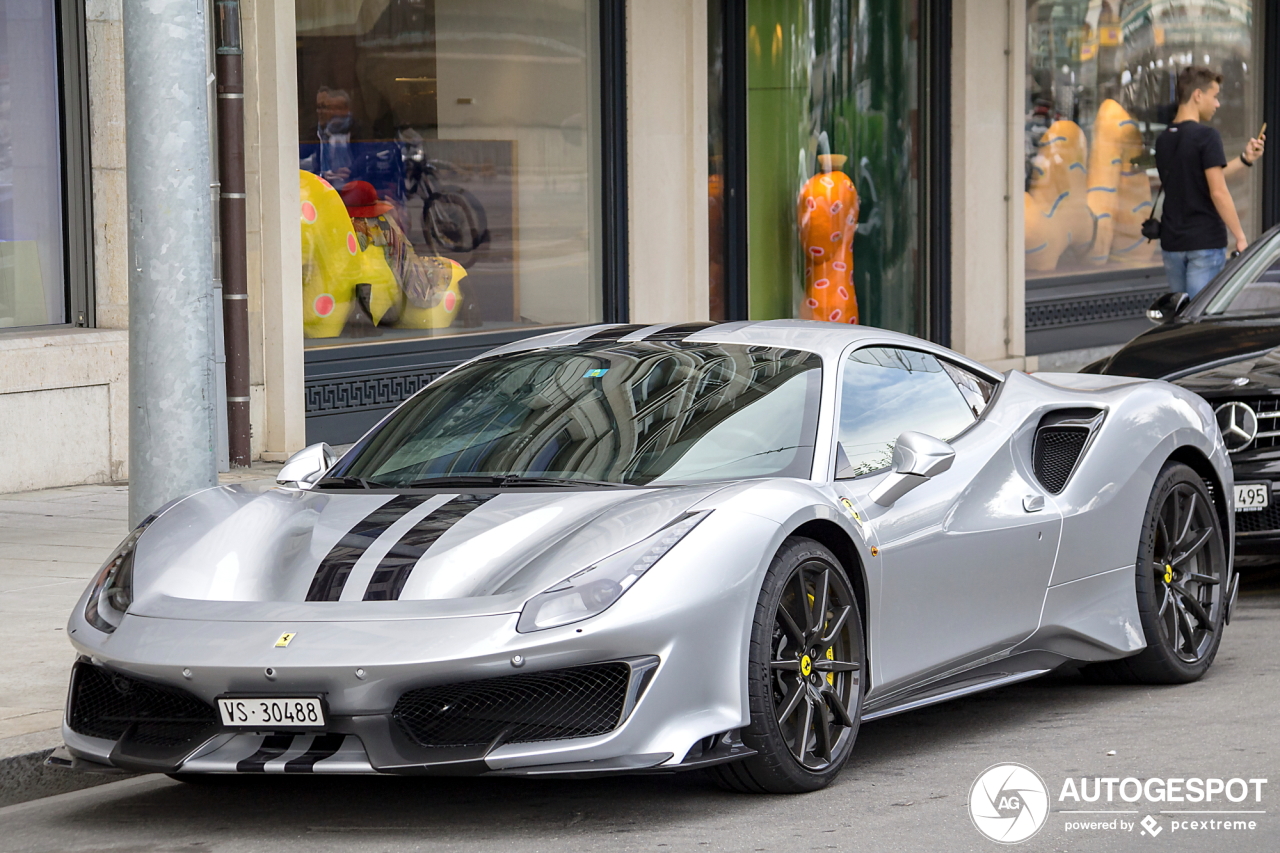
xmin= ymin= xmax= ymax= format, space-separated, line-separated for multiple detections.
xmin=1214 ymin=401 xmax=1258 ymax=452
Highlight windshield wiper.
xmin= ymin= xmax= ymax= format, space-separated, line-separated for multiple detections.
xmin=400 ymin=475 xmax=635 ymax=489
xmin=315 ymin=476 xmax=391 ymax=489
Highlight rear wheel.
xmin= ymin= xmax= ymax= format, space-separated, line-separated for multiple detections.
xmin=1084 ymin=462 xmax=1227 ymax=684
xmin=710 ymin=537 xmax=864 ymax=793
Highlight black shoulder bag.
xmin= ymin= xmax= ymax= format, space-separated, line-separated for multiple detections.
xmin=1142 ymin=131 xmax=1182 ymax=241
xmin=1141 ymin=187 xmax=1163 ymax=241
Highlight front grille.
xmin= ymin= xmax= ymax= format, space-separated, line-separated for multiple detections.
xmin=393 ymin=662 xmax=631 ymax=748
xmin=1244 ymin=398 xmax=1280 ymax=451
xmin=1033 ymin=428 xmax=1089 ymax=493
xmin=67 ymin=661 xmax=218 ymax=748
xmin=1236 ymin=502 xmax=1280 ymax=535
xmin=1213 ymin=397 xmax=1280 ymax=452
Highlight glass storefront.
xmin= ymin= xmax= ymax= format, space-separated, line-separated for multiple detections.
xmin=742 ymin=0 xmax=923 ymax=335
xmin=1024 ymin=1 xmax=1262 ymax=349
xmin=0 ymin=0 xmax=66 ymax=329
xmin=296 ymin=0 xmax=603 ymax=346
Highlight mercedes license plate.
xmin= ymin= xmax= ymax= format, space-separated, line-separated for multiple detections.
xmin=1234 ymin=482 xmax=1270 ymax=512
xmin=218 ymin=697 xmax=326 ymax=728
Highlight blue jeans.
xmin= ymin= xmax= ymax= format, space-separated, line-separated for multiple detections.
xmin=1162 ymin=248 xmax=1226 ymax=298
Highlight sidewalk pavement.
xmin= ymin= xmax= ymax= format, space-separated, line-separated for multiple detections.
xmin=0 ymin=463 xmax=281 ymax=805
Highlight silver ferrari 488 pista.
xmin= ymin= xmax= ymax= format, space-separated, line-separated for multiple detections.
xmin=56 ymin=321 xmax=1236 ymax=793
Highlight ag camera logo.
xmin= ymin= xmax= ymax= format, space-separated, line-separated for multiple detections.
xmin=969 ymin=763 xmax=1050 ymax=844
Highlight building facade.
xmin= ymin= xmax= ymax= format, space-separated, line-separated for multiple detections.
xmin=1 ymin=0 xmax=1277 ymax=491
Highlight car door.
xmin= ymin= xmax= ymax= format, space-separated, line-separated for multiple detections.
xmin=831 ymin=346 xmax=1062 ymax=697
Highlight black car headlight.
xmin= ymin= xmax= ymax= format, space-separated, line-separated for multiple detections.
xmin=517 ymin=511 xmax=710 ymax=633
xmin=83 ymin=517 xmax=156 ymax=633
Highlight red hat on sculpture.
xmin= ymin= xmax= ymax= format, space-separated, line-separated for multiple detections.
xmin=339 ymin=181 xmax=394 ymax=218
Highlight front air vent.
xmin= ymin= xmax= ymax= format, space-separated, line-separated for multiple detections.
xmin=67 ymin=660 xmax=219 ymax=747
xmin=393 ymin=662 xmax=632 ymax=748
xmin=1032 ymin=409 xmax=1104 ymax=494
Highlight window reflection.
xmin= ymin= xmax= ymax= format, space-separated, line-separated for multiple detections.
xmin=745 ymin=0 xmax=922 ymax=334
xmin=1025 ymin=1 xmax=1259 ymax=280
xmin=296 ymin=0 xmax=602 ymax=344
xmin=0 ymin=0 xmax=65 ymax=328
xmin=338 ymin=342 xmax=823 ymax=486
xmin=837 ymin=347 xmax=975 ymax=477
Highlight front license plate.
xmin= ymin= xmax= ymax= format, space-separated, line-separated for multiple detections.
xmin=1234 ymin=482 xmax=1271 ymax=512
xmin=218 ymin=697 xmax=326 ymax=728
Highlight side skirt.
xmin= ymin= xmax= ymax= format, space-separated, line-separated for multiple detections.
xmin=861 ymin=667 xmax=1055 ymax=723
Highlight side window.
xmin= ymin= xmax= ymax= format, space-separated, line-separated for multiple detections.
xmin=837 ymin=347 xmax=976 ymax=477
xmin=940 ymin=361 xmax=998 ymax=419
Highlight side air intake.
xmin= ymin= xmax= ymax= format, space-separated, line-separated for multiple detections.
xmin=1033 ymin=409 xmax=1104 ymax=494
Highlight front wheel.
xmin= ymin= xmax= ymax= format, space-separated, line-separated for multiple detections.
xmin=710 ymin=537 xmax=865 ymax=793
xmin=1084 ymin=462 xmax=1228 ymax=684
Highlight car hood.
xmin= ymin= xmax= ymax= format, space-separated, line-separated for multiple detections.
xmin=1097 ymin=318 xmax=1280 ymax=382
xmin=126 ymin=482 xmax=728 ymax=621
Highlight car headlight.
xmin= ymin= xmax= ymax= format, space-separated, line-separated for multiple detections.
xmin=83 ymin=516 xmax=156 ymax=633
xmin=517 ymin=511 xmax=710 ymax=633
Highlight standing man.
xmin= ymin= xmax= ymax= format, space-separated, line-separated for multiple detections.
xmin=1155 ymin=66 xmax=1265 ymax=297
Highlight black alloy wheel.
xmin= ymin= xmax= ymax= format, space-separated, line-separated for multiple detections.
xmin=710 ymin=537 xmax=864 ymax=793
xmin=1084 ymin=462 xmax=1227 ymax=684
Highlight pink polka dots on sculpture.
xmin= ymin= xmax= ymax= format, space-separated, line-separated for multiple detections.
xmin=313 ymin=293 xmax=336 ymax=317
xmin=443 ymin=290 xmax=457 ymax=312
xmin=301 ymin=201 xmax=318 ymax=224
xmin=346 ymin=233 xmax=358 ymax=255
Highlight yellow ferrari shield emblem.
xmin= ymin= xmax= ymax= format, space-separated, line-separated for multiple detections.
xmin=275 ymin=632 xmax=296 ymax=648
xmin=800 ymin=655 xmax=813 ymax=677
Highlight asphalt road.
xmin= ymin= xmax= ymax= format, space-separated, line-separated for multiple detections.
xmin=2 ymin=572 xmax=1277 ymax=853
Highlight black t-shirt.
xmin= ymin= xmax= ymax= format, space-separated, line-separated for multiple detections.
xmin=1154 ymin=121 xmax=1228 ymax=252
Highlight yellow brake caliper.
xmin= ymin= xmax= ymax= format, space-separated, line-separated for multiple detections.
xmin=807 ymin=592 xmax=836 ymax=685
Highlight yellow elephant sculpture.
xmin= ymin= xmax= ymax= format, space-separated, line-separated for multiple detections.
xmin=1025 ymin=120 xmax=1092 ymax=272
xmin=1086 ymin=100 xmax=1155 ymax=266
xmin=299 ymin=170 xmax=401 ymax=338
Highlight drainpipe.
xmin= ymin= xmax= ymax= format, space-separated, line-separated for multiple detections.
xmin=124 ymin=0 xmax=219 ymax=526
xmin=215 ymin=0 xmax=251 ymax=466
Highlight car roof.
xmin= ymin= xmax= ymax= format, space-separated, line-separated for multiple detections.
xmin=478 ymin=320 xmax=1003 ymax=383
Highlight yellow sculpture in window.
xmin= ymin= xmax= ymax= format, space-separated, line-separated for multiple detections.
xmin=299 ymin=170 xmax=400 ymax=338
xmin=1025 ymin=120 xmax=1091 ymax=272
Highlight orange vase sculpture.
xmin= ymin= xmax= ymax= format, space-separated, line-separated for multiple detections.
xmin=798 ymin=154 xmax=860 ymax=324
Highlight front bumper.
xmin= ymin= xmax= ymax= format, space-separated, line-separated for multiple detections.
xmin=59 ymin=593 xmax=756 ymax=776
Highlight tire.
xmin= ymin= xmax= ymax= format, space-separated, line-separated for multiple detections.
xmin=709 ymin=536 xmax=865 ymax=794
xmin=1083 ymin=462 xmax=1228 ymax=684
xmin=422 ymin=188 xmax=488 ymax=256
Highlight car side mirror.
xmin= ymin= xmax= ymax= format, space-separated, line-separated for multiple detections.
xmin=276 ymin=442 xmax=338 ymax=489
xmin=1146 ymin=291 xmax=1189 ymax=324
xmin=869 ymin=432 xmax=956 ymax=506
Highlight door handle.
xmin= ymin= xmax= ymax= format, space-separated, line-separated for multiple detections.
xmin=1023 ymin=494 xmax=1045 ymax=513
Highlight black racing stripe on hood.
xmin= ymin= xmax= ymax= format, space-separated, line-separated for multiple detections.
xmin=305 ymin=496 xmax=436 ymax=602
xmin=362 ymin=494 xmax=496 ymax=601
xmin=283 ymin=733 xmax=348 ymax=773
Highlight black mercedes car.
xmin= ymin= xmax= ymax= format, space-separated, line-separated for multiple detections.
xmin=1083 ymin=224 xmax=1280 ymax=559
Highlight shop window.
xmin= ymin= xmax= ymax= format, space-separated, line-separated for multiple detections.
xmin=1024 ymin=3 xmax=1262 ymax=317
xmin=295 ymin=0 xmax=604 ymax=346
xmin=0 ymin=0 xmax=69 ymax=329
xmin=744 ymin=0 xmax=923 ymax=335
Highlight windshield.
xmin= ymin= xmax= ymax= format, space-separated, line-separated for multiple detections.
xmin=331 ymin=341 xmax=823 ymax=487
xmin=1202 ymin=236 xmax=1280 ymax=316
